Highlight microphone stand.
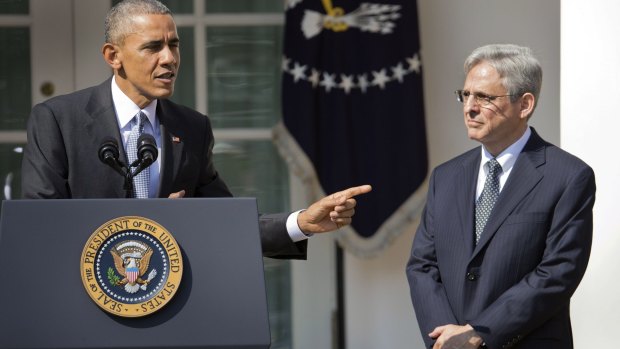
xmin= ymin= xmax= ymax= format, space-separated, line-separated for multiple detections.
xmin=124 ymin=171 xmax=134 ymax=198
xmin=99 ymin=137 xmax=157 ymax=199
xmin=124 ymin=158 xmax=152 ymax=198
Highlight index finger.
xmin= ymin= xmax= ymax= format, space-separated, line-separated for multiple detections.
xmin=336 ymin=184 xmax=372 ymax=199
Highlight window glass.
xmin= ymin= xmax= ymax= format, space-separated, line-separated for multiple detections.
xmin=263 ymin=258 xmax=292 ymax=349
xmin=0 ymin=27 xmax=31 ymax=130
xmin=213 ymin=140 xmax=289 ymax=212
xmin=206 ymin=26 xmax=282 ymax=128
xmin=112 ymin=0 xmax=192 ymax=14
xmin=212 ymin=139 xmax=291 ymax=349
xmin=159 ymin=0 xmax=193 ymax=14
xmin=205 ymin=0 xmax=283 ymax=13
xmin=0 ymin=0 xmax=28 ymax=14
xmin=170 ymin=26 xmax=195 ymax=109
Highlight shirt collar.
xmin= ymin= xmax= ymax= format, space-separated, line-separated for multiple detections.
xmin=480 ymin=126 xmax=532 ymax=173
xmin=111 ymin=76 xmax=158 ymax=128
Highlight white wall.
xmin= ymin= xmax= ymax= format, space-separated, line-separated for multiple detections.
xmin=562 ymin=1 xmax=620 ymax=347
xmin=345 ymin=1 xmax=560 ymax=348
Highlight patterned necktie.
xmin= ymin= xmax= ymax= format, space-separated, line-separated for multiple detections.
xmin=126 ymin=112 xmax=149 ymax=198
xmin=475 ymin=158 xmax=502 ymax=244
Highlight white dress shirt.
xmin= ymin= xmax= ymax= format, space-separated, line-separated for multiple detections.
xmin=111 ymin=77 xmax=161 ymax=198
xmin=476 ymin=127 xmax=532 ymax=199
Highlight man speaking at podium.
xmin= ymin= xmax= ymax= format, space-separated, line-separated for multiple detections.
xmin=20 ymin=0 xmax=371 ymax=259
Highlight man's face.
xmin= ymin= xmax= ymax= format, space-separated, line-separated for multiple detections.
xmin=462 ymin=62 xmax=528 ymax=155
xmin=114 ymin=14 xmax=180 ymax=108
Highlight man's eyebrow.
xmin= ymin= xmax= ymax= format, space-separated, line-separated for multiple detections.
xmin=139 ymin=37 xmax=180 ymax=49
xmin=466 ymin=89 xmax=491 ymax=96
xmin=139 ymin=40 xmax=163 ymax=49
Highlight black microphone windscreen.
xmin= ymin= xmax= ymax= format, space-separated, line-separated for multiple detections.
xmin=137 ymin=133 xmax=158 ymax=164
xmin=98 ymin=137 xmax=120 ymax=163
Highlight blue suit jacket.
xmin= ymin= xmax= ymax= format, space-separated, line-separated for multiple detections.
xmin=406 ymin=128 xmax=595 ymax=349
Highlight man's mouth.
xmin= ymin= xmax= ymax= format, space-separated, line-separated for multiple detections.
xmin=467 ymin=118 xmax=483 ymax=126
xmin=156 ymin=72 xmax=175 ymax=80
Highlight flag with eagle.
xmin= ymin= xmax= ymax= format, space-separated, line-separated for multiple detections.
xmin=275 ymin=0 xmax=428 ymax=256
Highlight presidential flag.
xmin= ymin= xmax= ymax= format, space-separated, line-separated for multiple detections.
xmin=276 ymin=0 xmax=427 ymax=256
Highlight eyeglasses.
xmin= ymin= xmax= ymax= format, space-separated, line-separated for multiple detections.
xmin=455 ymin=90 xmax=516 ymax=106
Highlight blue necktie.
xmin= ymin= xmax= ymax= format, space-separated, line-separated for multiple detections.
xmin=475 ymin=158 xmax=502 ymax=244
xmin=126 ymin=112 xmax=149 ymax=198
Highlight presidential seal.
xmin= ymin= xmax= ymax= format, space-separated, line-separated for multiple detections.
xmin=80 ymin=216 xmax=183 ymax=317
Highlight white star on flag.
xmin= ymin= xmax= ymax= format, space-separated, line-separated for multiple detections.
xmin=357 ymin=74 xmax=369 ymax=93
xmin=339 ymin=74 xmax=355 ymax=94
xmin=371 ymin=69 xmax=390 ymax=89
xmin=320 ymin=72 xmax=337 ymax=92
xmin=391 ymin=62 xmax=407 ymax=83
xmin=308 ymin=69 xmax=321 ymax=87
xmin=291 ymin=62 xmax=307 ymax=82
xmin=407 ymin=54 xmax=422 ymax=73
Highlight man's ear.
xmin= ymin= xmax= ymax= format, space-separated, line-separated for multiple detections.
xmin=102 ymin=43 xmax=122 ymax=70
xmin=520 ymin=92 xmax=535 ymax=119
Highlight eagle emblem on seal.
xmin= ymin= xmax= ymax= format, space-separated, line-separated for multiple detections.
xmin=108 ymin=240 xmax=158 ymax=294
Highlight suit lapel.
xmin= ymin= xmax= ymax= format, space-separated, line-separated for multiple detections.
xmin=83 ymin=78 xmax=126 ymax=198
xmin=457 ymin=150 xmax=481 ymax=255
xmin=157 ymin=100 xmax=185 ymax=197
xmin=472 ymin=129 xmax=547 ymax=257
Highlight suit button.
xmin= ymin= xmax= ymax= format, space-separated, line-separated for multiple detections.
xmin=466 ymin=272 xmax=477 ymax=281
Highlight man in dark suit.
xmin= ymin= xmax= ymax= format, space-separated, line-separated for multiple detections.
xmin=406 ymin=44 xmax=595 ymax=349
xmin=21 ymin=0 xmax=371 ymax=259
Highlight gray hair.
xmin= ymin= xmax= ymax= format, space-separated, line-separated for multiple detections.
xmin=464 ymin=44 xmax=542 ymax=110
xmin=104 ymin=0 xmax=171 ymax=45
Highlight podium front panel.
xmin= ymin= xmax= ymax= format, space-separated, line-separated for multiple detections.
xmin=0 ymin=198 xmax=270 ymax=349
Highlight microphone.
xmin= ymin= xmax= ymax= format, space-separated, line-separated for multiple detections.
xmin=98 ymin=138 xmax=126 ymax=176
xmin=131 ymin=133 xmax=158 ymax=176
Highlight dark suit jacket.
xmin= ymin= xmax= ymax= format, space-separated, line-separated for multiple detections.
xmin=21 ymin=78 xmax=307 ymax=259
xmin=406 ymin=128 xmax=595 ymax=349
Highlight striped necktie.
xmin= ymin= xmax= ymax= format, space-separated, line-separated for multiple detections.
xmin=475 ymin=158 xmax=502 ymax=244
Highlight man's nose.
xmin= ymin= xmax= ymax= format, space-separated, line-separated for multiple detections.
xmin=463 ymin=96 xmax=479 ymax=116
xmin=160 ymin=46 xmax=177 ymax=65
